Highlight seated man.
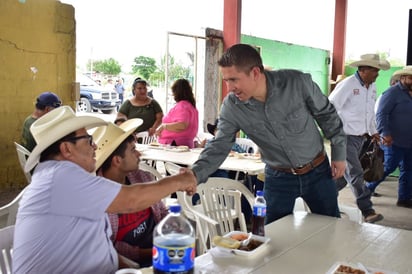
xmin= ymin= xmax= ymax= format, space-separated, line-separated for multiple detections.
xmin=21 ymin=91 xmax=61 ymax=151
xmin=94 ymin=119 xmax=168 ymax=267
xmin=13 ymin=106 xmax=197 ymax=273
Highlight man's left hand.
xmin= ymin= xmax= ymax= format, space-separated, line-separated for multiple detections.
xmin=330 ymin=160 xmax=346 ymax=180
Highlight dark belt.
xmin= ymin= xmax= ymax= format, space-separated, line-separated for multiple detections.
xmin=271 ymin=152 xmax=326 ymax=175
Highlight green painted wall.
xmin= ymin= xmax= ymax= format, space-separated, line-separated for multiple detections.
xmin=241 ymin=35 xmax=330 ymax=95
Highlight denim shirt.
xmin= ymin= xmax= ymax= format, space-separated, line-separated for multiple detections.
xmin=376 ymin=82 xmax=412 ymax=148
xmin=192 ymin=69 xmax=346 ymax=183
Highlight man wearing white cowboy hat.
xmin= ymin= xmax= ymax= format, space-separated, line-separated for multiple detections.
xmin=93 ymin=119 xmax=169 ymax=267
xmin=329 ymin=53 xmax=390 ymax=223
xmin=366 ymin=66 xmax=412 ymax=208
xmin=12 ymin=106 xmax=197 ymax=273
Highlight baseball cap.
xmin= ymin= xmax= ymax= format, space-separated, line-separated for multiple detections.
xmin=36 ymin=92 xmax=62 ymax=108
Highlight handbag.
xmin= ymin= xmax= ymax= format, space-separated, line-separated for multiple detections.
xmin=359 ymin=138 xmax=384 ymax=182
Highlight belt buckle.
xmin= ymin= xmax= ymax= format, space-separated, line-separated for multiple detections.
xmin=291 ymin=166 xmax=303 ymax=175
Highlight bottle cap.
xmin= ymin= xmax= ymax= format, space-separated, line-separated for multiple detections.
xmin=169 ymin=204 xmax=182 ymax=213
xmin=256 ymin=190 xmax=264 ymax=196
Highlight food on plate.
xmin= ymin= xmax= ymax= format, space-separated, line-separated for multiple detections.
xmin=237 ymin=239 xmax=264 ymax=251
xmin=229 ymin=232 xmax=249 ymax=241
xmin=333 ymin=264 xmax=366 ymax=274
xmin=149 ymin=142 xmax=161 ymax=147
xmin=212 ymin=236 xmax=241 ymax=249
xmin=177 ymin=145 xmax=189 ymax=151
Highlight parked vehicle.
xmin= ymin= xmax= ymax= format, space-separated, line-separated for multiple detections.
xmin=76 ymin=73 xmax=121 ymax=114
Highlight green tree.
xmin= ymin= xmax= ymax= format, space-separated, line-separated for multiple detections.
xmin=131 ymin=56 xmax=157 ymax=80
xmin=86 ymin=58 xmax=121 ymax=75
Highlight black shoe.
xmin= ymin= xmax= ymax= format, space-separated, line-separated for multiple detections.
xmin=372 ymin=192 xmax=382 ymax=197
xmin=396 ymin=200 xmax=412 ymax=208
xmin=364 ymin=211 xmax=384 ymax=223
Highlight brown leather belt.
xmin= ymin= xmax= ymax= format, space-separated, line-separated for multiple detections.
xmin=271 ymin=152 xmax=326 ymax=175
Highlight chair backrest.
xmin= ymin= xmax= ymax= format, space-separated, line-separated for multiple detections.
xmin=136 ymin=131 xmax=157 ymax=145
xmin=339 ymin=204 xmax=363 ymax=224
xmin=293 ymin=197 xmax=311 ymax=213
xmin=235 ymin=138 xmax=258 ymax=154
xmin=0 ymin=225 xmax=14 ymax=274
xmin=0 ymin=188 xmax=26 ymax=229
xmin=13 ymin=142 xmax=31 ymax=183
xmin=138 ymin=162 xmax=163 ymax=180
xmin=164 ymin=162 xmax=181 ymax=176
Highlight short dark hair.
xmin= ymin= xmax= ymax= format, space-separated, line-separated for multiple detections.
xmin=39 ymin=132 xmax=76 ymax=162
xmin=218 ymin=44 xmax=264 ymax=73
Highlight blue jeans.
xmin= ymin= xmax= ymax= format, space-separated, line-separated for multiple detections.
xmin=264 ymin=158 xmax=340 ymax=224
xmin=366 ymin=144 xmax=412 ymax=200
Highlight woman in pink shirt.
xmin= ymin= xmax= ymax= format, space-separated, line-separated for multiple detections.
xmin=156 ymin=79 xmax=198 ymax=148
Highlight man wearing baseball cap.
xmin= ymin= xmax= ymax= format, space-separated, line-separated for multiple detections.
xmin=21 ymin=91 xmax=62 ymax=151
xmin=329 ymin=53 xmax=390 ymax=223
xmin=12 ymin=106 xmax=197 ymax=273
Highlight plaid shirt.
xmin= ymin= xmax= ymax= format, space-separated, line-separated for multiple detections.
xmin=108 ymin=169 xmax=168 ymax=263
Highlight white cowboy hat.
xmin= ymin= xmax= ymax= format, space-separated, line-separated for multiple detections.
xmin=349 ymin=54 xmax=390 ymax=70
xmin=392 ymin=65 xmax=412 ymax=77
xmin=93 ymin=118 xmax=143 ymax=170
xmin=25 ymin=106 xmax=107 ymax=172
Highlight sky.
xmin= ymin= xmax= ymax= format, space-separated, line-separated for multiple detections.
xmin=61 ymin=0 xmax=412 ymax=72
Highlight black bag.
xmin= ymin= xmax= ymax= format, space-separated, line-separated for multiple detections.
xmin=359 ymin=138 xmax=384 ymax=182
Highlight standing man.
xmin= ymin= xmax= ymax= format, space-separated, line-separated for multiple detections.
xmin=190 ymin=44 xmax=347 ymax=224
xmin=115 ymin=77 xmax=126 ymax=103
xmin=366 ymin=66 xmax=412 ymax=208
xmin=329 ymin=54 xmax=389 ymax=223
xmin=13 ymin=106 xmax=197 ymax=273
xmin=21 ymin=91 xmax=61 ymax=151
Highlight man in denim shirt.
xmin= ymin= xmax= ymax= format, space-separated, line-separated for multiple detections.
xmin=366 ymin=66 xmax=412 ymax=208
xmin=191 ymin=44 xmax=346 ymax=224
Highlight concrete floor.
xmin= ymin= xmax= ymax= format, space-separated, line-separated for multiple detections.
xmin=338 ymin=176 xmax=412 ymax=230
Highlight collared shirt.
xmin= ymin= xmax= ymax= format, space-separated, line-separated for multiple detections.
xmin=376 ymin=82 xmax=412 ymax=148
xmin=329 ymin=72 xmax=378 ymax=136
xmin=192 ymin=69 xmax=346 ymax=183
xmin=13 ymin=161 xmax=121 ymax=274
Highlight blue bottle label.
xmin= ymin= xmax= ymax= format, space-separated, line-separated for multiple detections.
xmin=153 ymin=243 xmax=195 ymax=272
xmin=253 ymin=205 xmax=266 ymax=217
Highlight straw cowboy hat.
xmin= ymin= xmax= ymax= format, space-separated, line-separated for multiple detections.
xmin=392 ymin=65 xmax=412 ymax=77
xmin=24 ymin=106 xmax=107 ymax=172
xmin=349 ymin=53 xmax=390 ymax=70
xmin=93 ymin=118 xmax=143 ymax=170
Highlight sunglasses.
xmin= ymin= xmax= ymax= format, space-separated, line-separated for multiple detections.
xmin=62 ymin=134 xmax=94 ymax=146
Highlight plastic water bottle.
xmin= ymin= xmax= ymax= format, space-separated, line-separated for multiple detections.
xmin=153 ymin=204 xmax=195 ymax=274
xmin=251 ymin=190 xmax=266 ymax=236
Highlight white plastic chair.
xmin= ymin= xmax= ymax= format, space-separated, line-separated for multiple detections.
xmin=138 ymin=162 xmax=163 ymax=180
xmin=135 ymin=131 xmax=157 ymax=145
xmin=0 ymin=225 xmax=14 ymax=274
xmin=339 ymin=204 xmax=363 ymax=224
xmin=14 ymin=142 xmax=31 ymax=183
xmin=293 ymin=197 xmax=311 ymax=213
xmin=235 ymin=138 xmax=258 ymax=154
xmin=0 ymin=188 xmax=26 ymax=229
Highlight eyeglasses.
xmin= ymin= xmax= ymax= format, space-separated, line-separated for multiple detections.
xmin=62 ymin=134 xmax=94 ymax=146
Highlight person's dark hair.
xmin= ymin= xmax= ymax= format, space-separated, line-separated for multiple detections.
xmin=132 ymin=77 xmax=147 ymax=89
xmin=99 ymin=135 xmax=135 ymax=172
xmin=218 ymin=44 xmax=264 ymax=73
xmin=39 ymin=132 xmax=77 ymax=162
xmin=171 ymin=79 xmax=196 ymax=107
xmin=131 ymin=77 xmax=148 ymax=96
